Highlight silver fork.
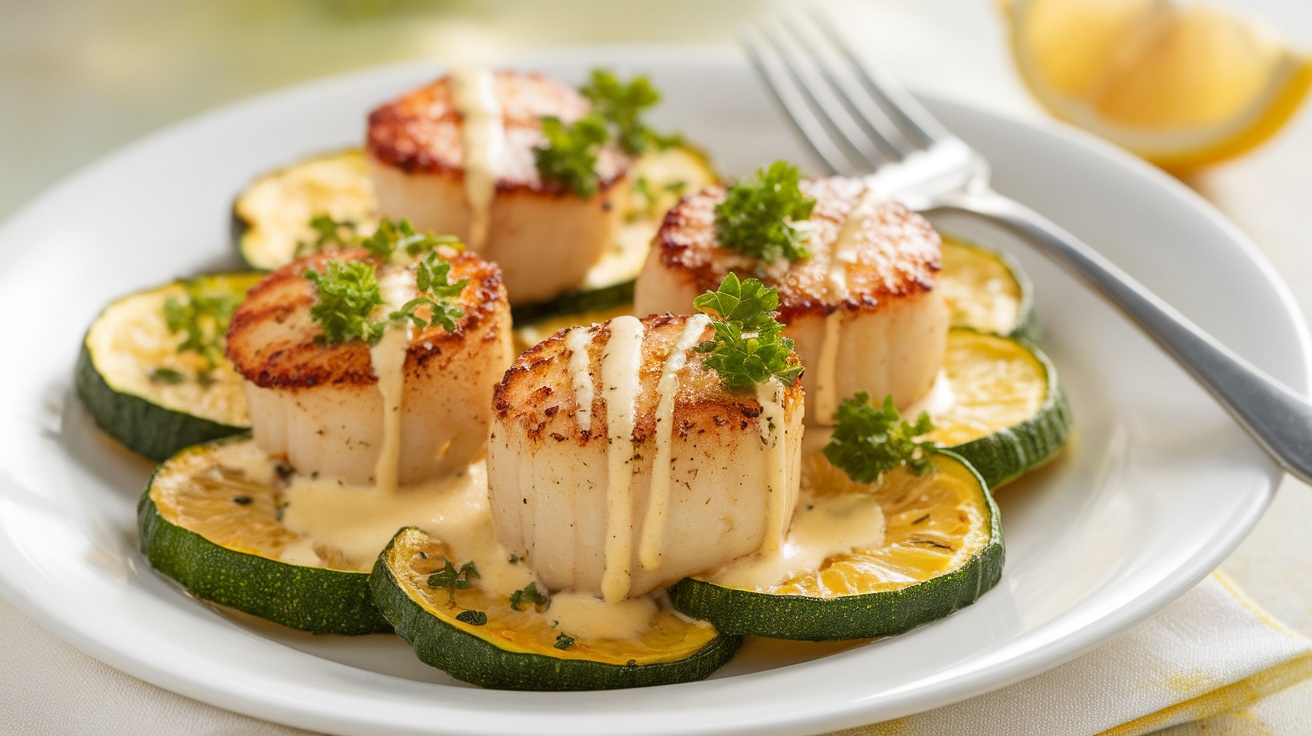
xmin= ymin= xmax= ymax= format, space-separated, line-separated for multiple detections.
xmin=743 ymin=10 xmax=1312 ymax=485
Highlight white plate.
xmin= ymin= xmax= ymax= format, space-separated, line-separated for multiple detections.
xmin=0 ymin=49 xmax=1308 ymax=736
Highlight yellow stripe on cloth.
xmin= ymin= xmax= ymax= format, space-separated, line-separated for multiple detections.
xmin=829 ymin=573 xmax=1312 ymax=736
xmin=1099 ymin=653 xmax=1312 ymax=736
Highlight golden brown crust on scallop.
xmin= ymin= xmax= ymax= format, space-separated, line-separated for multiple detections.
xmin=492 ymin=313 xmax=804 ymax=445
xmin=227 ymin=247 xmax=507 ymax=389
xmin=654 ymin=177 xmax=941 ymax=322
xmin=366 ymin=70 xmax=629 ymax=194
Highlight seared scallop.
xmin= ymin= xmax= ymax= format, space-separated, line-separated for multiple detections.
xmin=227 ymin=246 xmax=512 ymax=487
xmin=488 ymin=314 xmax=805 ymax=602
xmin=634 ymin=177 xmax=948 ymax=425
xmin=367 ymin=69 xmax=631 ymax=305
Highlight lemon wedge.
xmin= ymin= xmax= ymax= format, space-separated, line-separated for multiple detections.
xmin=1001 ymin=0 xmax=1312 ymax=169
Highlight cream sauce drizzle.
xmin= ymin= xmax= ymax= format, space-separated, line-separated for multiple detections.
xmin=547 ymin=591 xmax=658 ymax=641
xmin=814 ymin=312 xmax=844 ymax=422
xmin=449 ymin=67 xmax=503 ymax=251
xmin=370 ymin=266 xmax=417 ymax=495
xmin=638 ymin=314 xmax=711 ymax=571
xmin=755 ymin=378 xmax=789 ymax=556
xmin=565 ymin=327 xmax=595 ymax=434
xmin=599 ymin=315 xmax=645 ymax=603
xmin=815 ymin=187 xmax=884 ymax=421
xmin=706 ymin=491 xmax=885 ymax=590
xmin=278 ymin=459 xmax=531 ymax=595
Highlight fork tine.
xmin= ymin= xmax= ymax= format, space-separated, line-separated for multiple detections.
xmin=807 ymin=7 xmax=951 ymax=148
xmin=741 ymin=25 xmax=862 ymax=175
xmin=740 ymin=26 xmax=846 ymax=175
xmin=755 ymin=19 xmax=898 ymax=171
xmin=778 ymin=12 xmax=920 ymax=161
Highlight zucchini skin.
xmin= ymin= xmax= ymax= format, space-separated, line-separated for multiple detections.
xmin=669 ymin=452 xmax=1004 ymax=641
xmin=668 ymin=537 xmax=1002 ymax=641
xmin=230 ymin=205 xmax=254 ymax=267
xmin=1003 ymin=247 xmax=1040 ymax=343
xmin=137 ymin=439 xmax=392 ymax=635
xmin=509 ymin=279 xmax=636 ymax=328
xmin=370 ymin=529 xmax=740 ymax=690
xmin=945 ymin=332 xmax=1072 ymax=490
xmin=75 ymin=340 xmax=247 ymax=462
xmin=950 ymin=380 xmax=1072 ymax=490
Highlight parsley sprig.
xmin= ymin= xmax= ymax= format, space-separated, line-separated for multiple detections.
xmin=534 ymin=69 xmax=677 ymax=196
xmin=161 ymin=278 xmax=245 ymax=383
xmin=693 ymin=273 xmax=803 ymax=392
xmin=391 ymin=252 xmax=469 ymax=332
xmin=579 ymin=69 xmax=675 ymax=154
xmin=296 ymin=214 xmax=359 ymax=257
xmin=305 ymin=260 xmax=388 ymax=345
xmin=714 ymin=161 xmax=815 ymax=263
xmin=362 ymin=218 xmax=461 ymax=262
xmin=534 ymin=114 xmax=610 ymax=197
xmin=304 ymin=219 xmax=468 ymax=345
xmin=823 ymin=392 xmax=937 ymax=483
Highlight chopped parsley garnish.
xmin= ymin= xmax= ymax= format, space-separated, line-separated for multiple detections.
xmin=631 ymin=176 xmax=655 ymax=219
xmin=579 ymin=69 xmax=675 ymax=154
xmin=305 ymin=220 xmax=468 ymax=344
xmin=554 ymin=633 xmax=576 ymax=650
xmin=297 ymin=214 xmax=359 ymax=256
xmin=427 ymin=559 xmax=480 ymax=605
xmin=534 ymin=114 xmax=609 ymax=197
xmin=823 ymin=392 xmax=936 ymax=483
xmin=693 ymin=273 xmax=803 ymax=391
xmin=362 ymin=218 xmax=462 ymax=262
xmin=535 ymin=69 xmax=679 ymax=196
xmin=455 ymin=609 xmax=488 ymax=626
xmin=714 ymin=161 xmax=815 ymax=263
xmin=148 ymin=367 xmax=186 ymax=385
xmin=161 ymin=278 xmax=245 ymax=381
xmin=305 ymin=259 xmax=387 ymax=345
xmin=509 ymin=582 xmax=549 ymax=611
xmin=390 ymin=252 xmax=468 ymax=332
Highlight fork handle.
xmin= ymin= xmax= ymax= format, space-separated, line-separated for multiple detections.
xmin=929 ymin=190 xmax=1312 ymax=486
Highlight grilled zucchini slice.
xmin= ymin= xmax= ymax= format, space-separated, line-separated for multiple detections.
xmin=232 ymin=149 xmax=378 ymax=270
xmin=939 ymin=234 xmax=1038 ymax=341
xmin=372 ymin=526 xmax=739 ymax=690
xmin=669 ymin=451 xmax=1002 ymax=641
xmin=76 ymin=273 xmax=260 ymax=461
xmin=927 ymin=328 xmax=1072 ymax=489
xmin=138 ymin=437 xmax=391 ymax=635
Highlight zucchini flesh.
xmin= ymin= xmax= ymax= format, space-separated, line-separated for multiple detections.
xmin=939 ymin=235 xmax=1039 ymax=341
xmin=372 ymin=527 xmax=739 ymax=690
xmin=926 ymin=328 xmax=1072 ymax=488
xmin=77 ymin=273 xmax=261 ymax=461
xmin=669 ymin=451 xmax=1003 ymax=641
xmin=232 ymin=149 xmax=378 ymax=270
xmin=139 ymin=437 xmax=391 ymax=635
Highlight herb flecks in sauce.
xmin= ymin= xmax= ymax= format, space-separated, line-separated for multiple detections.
xmin=427 ymin=559 xmax=480 ymax=605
